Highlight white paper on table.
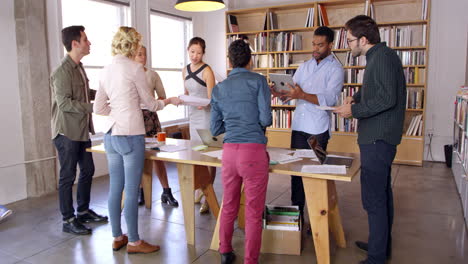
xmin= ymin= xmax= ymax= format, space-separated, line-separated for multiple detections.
xmin=201 ymin=149 xmax=223 ymax=159
xmin=301 ymin=165 xmax=346 ymax=175
xmin=267 ymin=148 xmax=294 ymax=156
xmin=145 ymin=137 xmax=158 ymax=143
xmin=179 ymin=95 xmax=210 ymax=107
xmin=292 ymin=149 xmax=317 ymax=159
xmin=158 ymin=145 xmax=186 ymax=152
xmin=145 ymin=143 xmax=160 ymax=149
xmin=269 ymin=152 xmax=302 ymax=164
xmin=316 ymin=106 xmax=336 ymax=111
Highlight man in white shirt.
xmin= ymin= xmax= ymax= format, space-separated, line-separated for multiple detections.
xmin=273 ymin=26 xmax=344 ymax=218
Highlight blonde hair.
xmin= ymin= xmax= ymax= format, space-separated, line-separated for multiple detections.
xmin=111 ymin=26 xmax=142 ymax=58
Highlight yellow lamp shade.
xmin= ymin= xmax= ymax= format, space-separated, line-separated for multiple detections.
xmin=175 ymin=0 xmax=225 ymax=12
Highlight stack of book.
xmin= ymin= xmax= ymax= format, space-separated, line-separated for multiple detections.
xmin=406 ymin=88 xmax=424 ymax=109
xmin=263 ymin=205 xmax=300 ymax=231
xmin=271 ymin=109 xmax=293 ymax=129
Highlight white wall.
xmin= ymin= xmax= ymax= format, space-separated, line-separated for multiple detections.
xmin=0 ymin=0 xmax=27 ymax=204
xmin=425 ymin=0 xmax=468 ymax=161
xmin=199 ymin=0 xmax=468 ymax=162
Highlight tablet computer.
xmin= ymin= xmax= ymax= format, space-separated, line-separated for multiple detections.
xmin=269 ymin=73 xmax=294 ymax=92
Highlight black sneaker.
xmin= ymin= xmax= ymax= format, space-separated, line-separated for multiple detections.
xmin=355 ymin=241 xmax=392 ymax=260
xmin=63 ymin=218 xmax=92 ymax=235
xmin=77 ymin=209 xmax=108 ymax=223
xmin=221 ymin=251 xmax=236 ymax=264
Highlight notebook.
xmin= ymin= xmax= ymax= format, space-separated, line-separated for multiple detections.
xmin=196 ymin=129 xmax=224 ymax=148
xmin=307 ymin=136 xmax=354 ymax=168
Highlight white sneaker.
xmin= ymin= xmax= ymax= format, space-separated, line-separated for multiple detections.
xmin=0 ymin=205 xmax=12 ymax=222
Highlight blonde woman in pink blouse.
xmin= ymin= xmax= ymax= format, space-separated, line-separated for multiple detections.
xmin=94 ymin=26 xmax=181 ymax=254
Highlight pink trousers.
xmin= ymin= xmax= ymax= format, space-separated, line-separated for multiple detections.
xmin=219 ymin=143 xmax=269 ymax=264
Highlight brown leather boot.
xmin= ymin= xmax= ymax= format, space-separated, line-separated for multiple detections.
xmin=112 ymin=235 xmax=128 ymax=251
xmin=127 ymin=240 xmax=160 ymax=254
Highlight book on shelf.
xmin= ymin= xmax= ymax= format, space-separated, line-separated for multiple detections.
xmin=406 ymin=88 xmax=424 ymax=109
xmin=333 ymin=28 xmax=348 ymax=49
xmin=318 ymin=4 xmax=329 ymax=26
xmin=271 ymin=96 xmax=296 ymax=106
xmin=271 ymin=109 xmax=293 ymax=129
xmin=270 ymin=32 xmax=302 ymax=52
xmin=421 ymin=0 xmax=428 ymax=20
xmin=304 ymin=7 xmax=315 ymax=27
xmin=227 ymin=15 xmax=239 ymax=33
xmin=269 ymin=12 xmax=278 ymax=30
xmin=344 ymin=68 xmax=365 ymax=84
xmin=406 ymin=114 xmax=423 ymax=136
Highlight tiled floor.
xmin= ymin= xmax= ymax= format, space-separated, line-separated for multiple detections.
xmin=1 ymin=162 xmax=467 ymax=264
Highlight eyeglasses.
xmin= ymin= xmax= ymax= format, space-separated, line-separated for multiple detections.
xmin=346 ymin=38 xmax=359 ymax=44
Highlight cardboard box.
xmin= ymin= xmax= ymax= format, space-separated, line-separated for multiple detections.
xmin=260 ymin=205 xmax=302 ymax=255
xmin=260 ymin=228 xmax=301 ymax=255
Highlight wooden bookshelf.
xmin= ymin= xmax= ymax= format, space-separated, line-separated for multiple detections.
xmin=225 ymin=0 xmax=431 ymax=166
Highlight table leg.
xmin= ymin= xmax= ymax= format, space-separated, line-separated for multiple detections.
xmin=177 ymin=163 xmax=195 ymax=245
xmin=210 ymin=202 xmax=223 ymax=251
xmin=303 ymin=177 xmax=330 ymax=264
xmin=328 ymin=181 xmax=346 ymax=248
xmin=202 ymin=184 xmax=220 ymax=219
xmin=142 ymin=159 xmax=153 ymax=209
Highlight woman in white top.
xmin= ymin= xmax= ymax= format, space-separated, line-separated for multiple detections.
xmin=94 ymin=27 xmax=181 ymax=254
xmin=134 ymin=45 xmax=178 ymax=207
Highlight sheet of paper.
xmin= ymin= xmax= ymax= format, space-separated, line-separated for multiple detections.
xmin=269 ymin=152 xmax=302 ymax=164
xmin=267 ymin=148 xmax=294 ymax=156
xmin=158 ymin=144 xmax=186 ymax=152
xmin=145 ymin=137 xmax=158 ymax=143
xmin=316 ymin=106 xmax=336 ymax=111
xmin=145 ymin=143 xmax=160 ymax=149
xmin=201 ymin=149 xmax=223 ymax=159
xmin=301 ymin=165 xmax=346 ymax=175
xmin=292 ymin=149 xmax=317 ymax=159
xmin=179 ymin=95 xmax=210 ymax=107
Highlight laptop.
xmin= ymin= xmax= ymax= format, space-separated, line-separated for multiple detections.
xmin=307 ymin=136 xmax=354 ymax=168
xmin=196 ymin=129 xmax=224 ymax=148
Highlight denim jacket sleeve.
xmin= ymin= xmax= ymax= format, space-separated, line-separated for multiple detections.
xmin=210 ymin=85 xmax=225 ymax=136
xmin=257 ymin=77 xmax=272 ymax=128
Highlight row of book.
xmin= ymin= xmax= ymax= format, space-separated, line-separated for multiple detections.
xmin=344 ymin=69 xmax=365 ymax=84
xmin=396 ymin=50 xmax=425 ymax=66
xmin=406 ymin=114 xmax=424 ymax=136
xmin=270 ymin=32 xmax=303 ymax=52
xmin=406 ymin=88 xmax=424 ymax=110
xmin=379 ymin=25 xmax=427 ymax=47
xmin=404 ymin=67 xmax=425 ymax=84
xmin=271 ymin=53 xmax=291 ymax=68
xmin=331 ymin=113 xmax=358 ymax=133
xmin=271 ymin=96 xmax=296 ymax=106
xmin=333 ymin=28 xmax=348 ymax=50
xmin=271 ymin=109 xmax=293 ymax=129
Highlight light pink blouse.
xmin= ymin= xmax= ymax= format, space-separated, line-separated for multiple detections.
xmin=94 ymin=54 xmax=165 ymax=135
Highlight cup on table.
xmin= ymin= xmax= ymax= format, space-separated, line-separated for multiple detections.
xmin=156 ymin=132 xmax=166 ymax=145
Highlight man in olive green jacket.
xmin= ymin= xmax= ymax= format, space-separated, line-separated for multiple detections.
xmin=51 ymin=26 xmax=107 ymax=236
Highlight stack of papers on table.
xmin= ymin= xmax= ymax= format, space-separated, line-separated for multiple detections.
xmin=301 ymin=165 xmax=346 ymax=174
xmin=158 ymin=145 xmax=186 ymax=152
xmin=292 ymin=149 xmax=317 ymax=160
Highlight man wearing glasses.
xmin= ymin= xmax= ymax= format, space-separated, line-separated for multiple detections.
xmin=334 ymin=15 xmax=406 ymax=264
xmin=271 ymin=26 xmax=344 ymax=222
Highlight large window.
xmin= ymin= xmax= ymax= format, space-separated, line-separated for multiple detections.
xmin=150 ymin=11 xmax=193 ymax=125
xmin=61 ymin=0 xmax=131 ymax=133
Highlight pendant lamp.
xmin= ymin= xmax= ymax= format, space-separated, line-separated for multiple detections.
xmin=175 ymin=0 xmax=225 ymax=12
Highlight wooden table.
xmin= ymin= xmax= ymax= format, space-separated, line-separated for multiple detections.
xmin=89 ymin=138 xmax=360 ymax=264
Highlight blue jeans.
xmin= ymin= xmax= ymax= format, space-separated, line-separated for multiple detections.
xmin=104 ymin=133 xmax=145 ymax=242
xmin=359 ymin=140 xmax=396 ymax=264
